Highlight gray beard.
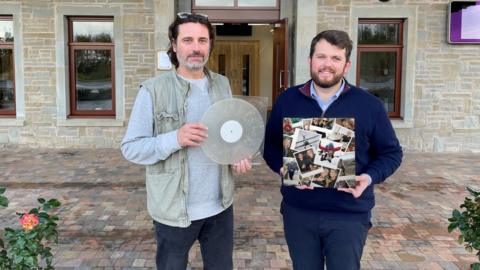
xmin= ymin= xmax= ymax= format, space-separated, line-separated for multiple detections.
xmin=179 ymin=55 xmax=209 ymax=71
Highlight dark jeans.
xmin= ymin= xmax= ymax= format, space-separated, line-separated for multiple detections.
xmin=153 ymin=206 xmax=233 ymax=270
xmin=281 ymin=201 xmax=371 ymax=270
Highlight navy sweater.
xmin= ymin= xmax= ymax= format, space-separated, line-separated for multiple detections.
xmin=263 ymin=80 xmax=403 ymax=222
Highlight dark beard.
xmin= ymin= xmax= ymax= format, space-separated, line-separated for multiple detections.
xmin=311 ymin=70 xmax=343 ymax=89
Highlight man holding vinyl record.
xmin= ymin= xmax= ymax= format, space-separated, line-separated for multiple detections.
xmin=263 ymin=30 xmax=403 ymax=270
xmin=121 ymin=12 xmax=251 ymax=270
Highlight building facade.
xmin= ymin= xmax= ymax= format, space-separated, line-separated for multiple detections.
xmin=0 ymin=0 xmax=479 ymax=152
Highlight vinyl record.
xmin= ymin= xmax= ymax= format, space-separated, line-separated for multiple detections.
xmin=200 ymin=98 xmax=265 ymax=164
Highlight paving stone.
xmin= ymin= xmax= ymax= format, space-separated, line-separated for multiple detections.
xmin=0 ymin=149 xmax=479 ymax=269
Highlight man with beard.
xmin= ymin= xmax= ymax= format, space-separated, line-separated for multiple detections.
xmin=263 ymin=30 xmax=402 ymax=270
xmin=121 ymin=13 xmax=251 ymax=270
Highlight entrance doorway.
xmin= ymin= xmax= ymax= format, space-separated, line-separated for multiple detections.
xmin=207 ymin=40 xmax=260 ymax=97
xmin=189 ymin=0 xmax=291 ymax=108
xmin=207 ymin=21 xmax=288 ymax=108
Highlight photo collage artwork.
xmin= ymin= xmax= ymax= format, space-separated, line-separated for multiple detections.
xmin=282 ymin=117 xmax=356 ymax=189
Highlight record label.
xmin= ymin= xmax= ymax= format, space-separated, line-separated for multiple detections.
xmin=220 ymin=120 xmax=243 ymax=143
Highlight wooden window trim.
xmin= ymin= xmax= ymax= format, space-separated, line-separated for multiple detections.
xmin=67 ymin=16 xmax=115 ymax=117
xmin=0 ymin=15 xmax=15 ymax=116
xmin=357 ymin=19 xmax=404 ymax=118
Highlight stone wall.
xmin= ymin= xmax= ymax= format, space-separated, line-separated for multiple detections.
xmin=1 ymin=0 xmax=479 ymax=152
xmin=0 ymin=0 xmax=157 ymax=148
xmin=314 ymin=0 xmax=480 ymax=152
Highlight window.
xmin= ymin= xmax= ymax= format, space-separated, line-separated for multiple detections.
xmin=192 ymin=0 xmax=280 ymax=22
xmin=0 ymin=16 xmax=15 ymax=116
xmin=68 ymin=17 xmax=115 ymax=117
xmin=356 ymin=19 xmax=403 ymax=118
xmin=194 ymin=0 xmax=277 ymax=7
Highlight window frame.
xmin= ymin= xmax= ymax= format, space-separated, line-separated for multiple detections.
xmin=0 ymin=15 xmax=15 ymax=117
xmin=356 ymin=19 xmax=404 ymax=118
xmin=67 ymin=16 xmax=116 ymax=117
xmin=192 ymin=0 xmax=280 ymax=23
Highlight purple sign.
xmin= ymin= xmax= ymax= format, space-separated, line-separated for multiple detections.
xmin=449 ymin=1 xmax=480 ymax=43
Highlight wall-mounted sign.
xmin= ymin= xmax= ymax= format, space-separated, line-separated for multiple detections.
xmin=448 ymin=1 xmax=480 ymax=43
xmin=157 ymin=50 xmax=172 ymax=70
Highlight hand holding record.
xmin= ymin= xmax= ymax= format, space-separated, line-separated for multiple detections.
xmin=232 ymin=157 xmax=253 ymax=174
xmin=177 ymin=123 xmax=208 ymax=147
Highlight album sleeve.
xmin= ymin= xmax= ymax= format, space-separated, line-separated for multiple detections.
xmin=121 ymin=87 xmax=182 ymax=165
xmin=263 ymin=99 xmax=283 ymax=174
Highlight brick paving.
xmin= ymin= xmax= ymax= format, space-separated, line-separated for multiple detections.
xmin=1 ymin=147 xmax=479 ymax=269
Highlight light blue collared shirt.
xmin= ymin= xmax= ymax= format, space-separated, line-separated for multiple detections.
xmin=310 ymin=79 xmax=345 ymax=113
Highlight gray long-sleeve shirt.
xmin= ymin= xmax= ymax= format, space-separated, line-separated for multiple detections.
xmin=121 ymin=77 xmax=222 ymax=221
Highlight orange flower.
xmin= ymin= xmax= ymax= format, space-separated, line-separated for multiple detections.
xmin=19 ymin=213 xmax=39 ymax=231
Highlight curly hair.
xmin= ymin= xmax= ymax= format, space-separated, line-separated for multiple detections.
xmin=167 ymin=13 xmax=215 ymax=69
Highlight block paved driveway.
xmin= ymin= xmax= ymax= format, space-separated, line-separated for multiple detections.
xmin=0 ymin=147 xmax=479 ymax=269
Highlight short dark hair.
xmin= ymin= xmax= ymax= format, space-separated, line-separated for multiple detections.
xmin=309 ymin=30 xmax=353 ymax=61
xmin=167 ymin=13 xmax=215 ymax=69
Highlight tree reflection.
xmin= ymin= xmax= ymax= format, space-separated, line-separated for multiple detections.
xmin=74 ymin=33 xmax=112 ymax=43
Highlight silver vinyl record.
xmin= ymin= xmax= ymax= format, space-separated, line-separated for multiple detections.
xmin=200 ymin=98 xmax=265 ymax=165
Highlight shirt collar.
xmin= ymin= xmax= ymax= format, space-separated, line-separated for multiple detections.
xmin=310 ymin=78 xmax=345 ymax=100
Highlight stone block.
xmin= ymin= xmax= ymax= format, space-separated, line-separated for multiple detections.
xmin=452 ymin=116 xmax=480 ymax=130
xmin=0 ymin=133 xmax=9 ymax=144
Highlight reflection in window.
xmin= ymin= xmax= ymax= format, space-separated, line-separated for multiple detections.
xmin=194 ymin=0 xmax=277 ymax=7
xmin=358 ymin=23 xmax=399 ymax=45
xmin=0 ymin=16 xmax=15 ymax=116
xmin=74 ymin=50 xmax=112 ymax=110
xmin=0 ymin=20 xmax=14 ymax=42
xmin=238 ymin=0 xmax=277 ymax=7
xmin=72 ymin=21 xmax=113 ymax=43
xmin=358 ymin=52 xmax=396 ymax=112
xmin=0 ymin=49 xmax=15 ymax=112
xmin=194 ymin=0 xmax=234 ymax=6
xmin=242 ymin=55 xmax=249 ymax=96
xmin=68 ymin=17 xmax=115 ymax=116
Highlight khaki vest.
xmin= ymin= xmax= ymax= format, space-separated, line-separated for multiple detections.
xmin=141 ymin=69 xmax=234 ymax=228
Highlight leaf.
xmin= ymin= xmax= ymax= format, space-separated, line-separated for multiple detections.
xmin=0 ymin=196 xmax=8 ymax=207
xmin=26 ymin=230 xmax=38 ymax=240
xmin=13 ymin=254 xmax=22 ymax=264
xmin=42 ymin=204 xmax=51 ymax=212
xmin=0 ymin=238 xmax=3 ymax=249
xmin=37 ymin=198 xmax=46 ymax=204
xmin=27 ymin=241 xmax=40 ymax=253
xmin=459 ymin=235 xmax=465 ymax=244
xmin=47 ymin=199 xmax=61 ymax=208
xmin=448 ymin=222 xmax=458 ymax=233
xmin=452 ymin=209 xmax=461 ymax=219
xmin=472 ymin=262 xmax=480 ymax=270
xmin=16 ymin=237 xmax=26 ymax=250
xmin=467 ymin=186 xmax=480 ymax=197
xmin=44 ymin=250 xmax=53 ymax=266
xmin=24 ymin=255 xmax=37 ymax=268
xmin=0 ymin=187 xmax=5 ymax=194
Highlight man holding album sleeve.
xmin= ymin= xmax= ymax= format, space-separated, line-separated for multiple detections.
xmin=121 ymin=12 xmax=251 ymax=270
xmin=263 ymin=30 xmax=403 ymax=270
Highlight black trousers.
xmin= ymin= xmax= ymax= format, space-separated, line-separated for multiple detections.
xmin=153 ymin=206 xmax=233 ymax=270
xmin=281 ymin=201 xmax=371 ymax=270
